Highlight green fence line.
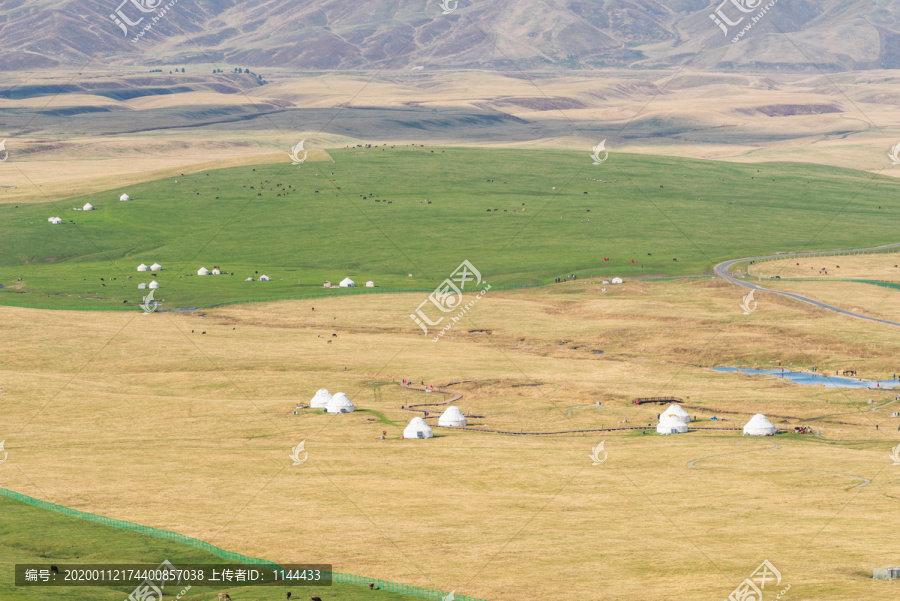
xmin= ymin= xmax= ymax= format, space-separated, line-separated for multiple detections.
xmin=0 ymin=487 xmax=487 ymax=601
xmin=0 ymin=284 xmax=540 ymax=313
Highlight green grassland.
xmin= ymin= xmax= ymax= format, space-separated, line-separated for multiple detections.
xmin=1 ymin=146 xmax=898 ymax=309
xmin=0 ymin=493 xmax=423 ymax=601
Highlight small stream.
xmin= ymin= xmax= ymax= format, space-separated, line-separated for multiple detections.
xmin=713 ymin=367 xmax=900 ymax=389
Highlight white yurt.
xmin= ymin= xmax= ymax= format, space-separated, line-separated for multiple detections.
xmin=657 ymin=415 xmax=688 ymax=435
xmin=326 ymin=392 xmax=355 ymax=414
xmin=137 ymin=263 xmax=149 ymax=272
xmin=438 ymin=406 xmax=467 ymax=427
xmin=612 ymin=277 xmax=624 ymax=284
xmin=138 ymin=283 xmax=147 ymax=289
xmin=197 ymin=267 xmax=210 ymax=276
xmin=309 ymin=389 xmax=333 ymax=409
xmin=339 ymin=277 xmax=356 ymax=288
xmin=148 ymin=281 xmax=159 ymax=289
xmin=662 ymin=404 xmax=691 ymax=423
xmin=83 ymin=203 xmax=95 ymax=211
xmin=403 ymin=416 xmax=434 ymax=439
xmin=211 ymin=268 xmax=221 ymax=275
xmin=259 ymin=275 xmax=270 ymax=281
xmin=119 ymin=194 xmax=131 ymax=201
xmin=365 ymin=281 xmax=375 ymax=288
xmin=743 ymin=414 xmax=777 ymax=436
xmin=150 ymin=263 xmax=162 ymax=271
xmin=49 ymin=217 xmax=63 ymax=224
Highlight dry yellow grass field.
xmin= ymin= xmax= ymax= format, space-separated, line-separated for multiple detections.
xmin=1 ymin=278 xmax=899 ymax=600
xmin=750 ymin=252 xmax=900 ymax=282
xmin=4 ymin=68 xmax=900 ymax=204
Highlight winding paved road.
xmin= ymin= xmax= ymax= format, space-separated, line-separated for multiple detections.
xmin=714 ymin=242 xmax=900 ymax=328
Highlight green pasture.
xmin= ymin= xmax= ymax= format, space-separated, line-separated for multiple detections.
xmin=0 ymin=493 xmax=425 ymax=601
xmin=1 ymin=146 xmax=898 ymax=309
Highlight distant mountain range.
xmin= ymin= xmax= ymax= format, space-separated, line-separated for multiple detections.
xmin=2 ymin=0 xmax=900 ymax=72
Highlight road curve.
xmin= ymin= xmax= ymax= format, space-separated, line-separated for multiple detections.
xmin=714 ymin=242 xmax=900 ymax=328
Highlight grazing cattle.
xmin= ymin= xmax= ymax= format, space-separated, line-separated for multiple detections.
xmin=311 ymin=597 xmax=322 ymax=601
xmin=218 ymin=594 xmax=232 ymax=600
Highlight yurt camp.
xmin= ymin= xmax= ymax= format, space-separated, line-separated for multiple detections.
xmin=403 ymin=417 xmax=434 ymax=439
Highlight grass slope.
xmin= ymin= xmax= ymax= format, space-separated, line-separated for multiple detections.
xmin=1 ymin=147 xmax=898 ymax=309
xmin=0 ymin=493 xmax=425 ymax=601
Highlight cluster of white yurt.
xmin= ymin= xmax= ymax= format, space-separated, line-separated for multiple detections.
xmin=138 ymin=263 xmax=162 ymax=272
xmin=438 ymin=406 xmax=467 ymax=427
xmin=403 ymin=416 xmax=434 ymax=439
xmin=47 ymin=217 xmax=63 ymax=224
xmin=326 ymin=392 xmax=355 ymax=414
xmin=743 ymin=414 xmax=777 ymax=436
xmin=119 ymin=193 xmax=131 ymax=201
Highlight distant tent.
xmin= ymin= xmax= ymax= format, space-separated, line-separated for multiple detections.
xmin=137 ymin=264 xmax=149 ymax=272
xmin=83 ymin=203 xmax=95 ymax=211
xmin=197 ymin=267 xmax=210 ymax=276
xmin=48 ymin=217 xmax=63 ymax=224
xmin=148 ymin=281 xmax=159 ymax=289
xmin=119 ymin=194 xmax=131 ymax=201
xmin=150 ymin=263 xmax=162 ymax=271
xmin=339 ymin=277 xmax=356 ymax=287
xmin=657 ymin=414 xmax=688 ymax=435
xmin=743 ymin=414 xmax=777 ymax=436
xmin=438 ymin=406 xmax=467 ymax=427
xmin=365 ymin=281 xmax=375 ymax=287
xmin=662 ymin=404 xmax=690 ymax=423
xmin=211 ymin=268 xmax=221 ymax=275
xmin=326 ymin=392 xmax=355 ymax=414
xmin=259 ymin=275 xmax=270 ymax=281
xmin=403 ymin=417 xmax=434 ymax=439
xmin=138 ymin=283 xmax=147 ymax=289
xmin=245 ymin=277 xmax=254 ymax=281
xmin=612 ymin=277 xmax=624 ymax=284
xmin=310 ymin=388 xmax=333 ymax=409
